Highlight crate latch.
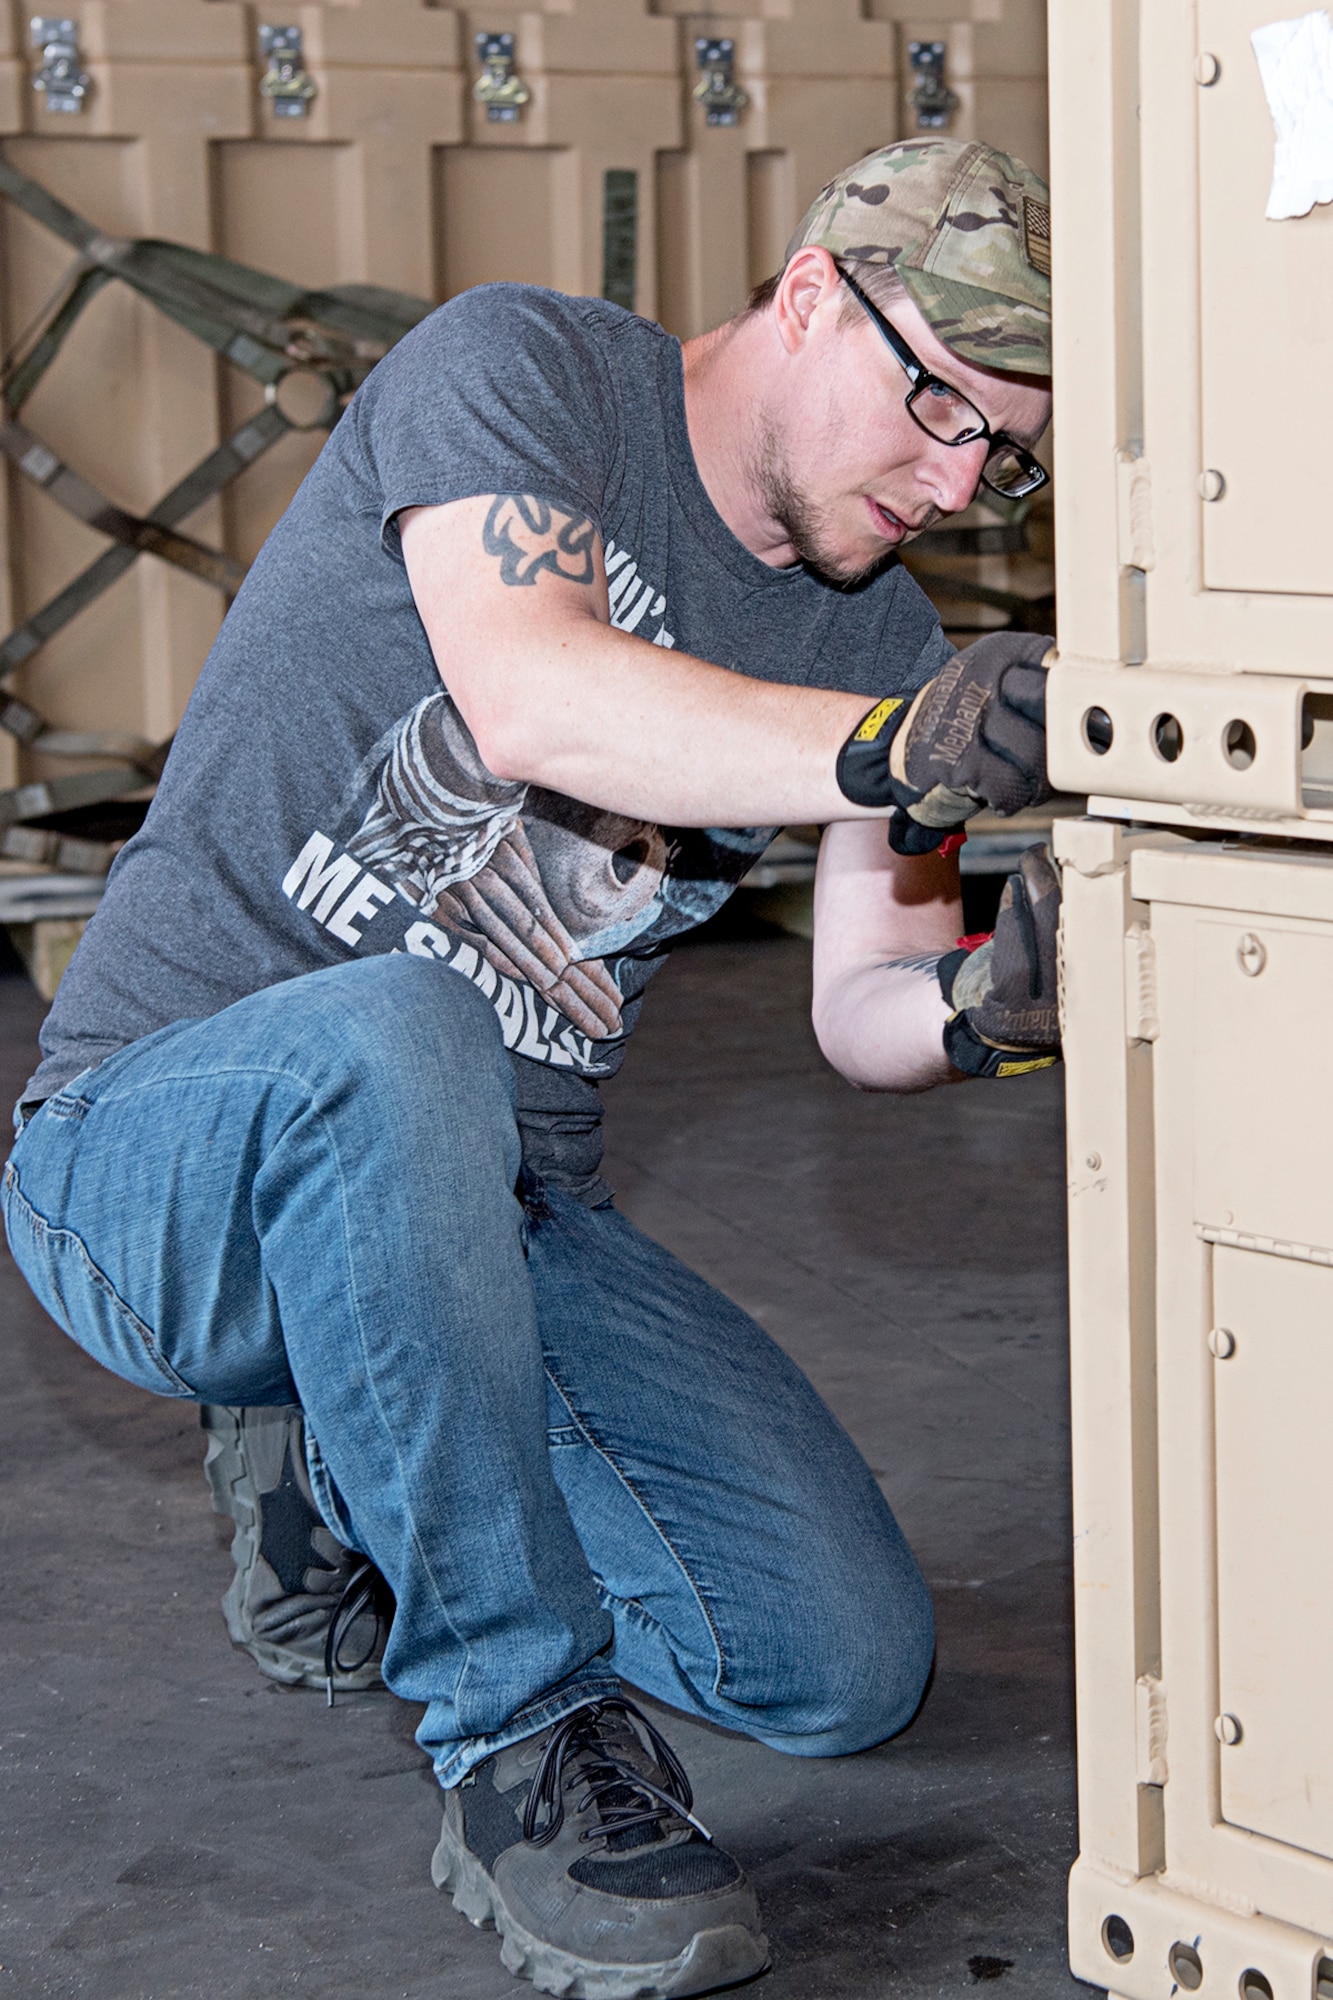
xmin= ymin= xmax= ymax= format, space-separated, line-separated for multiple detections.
xmin=693 ymin=38 xmax=747 ymax=127
xmin=31 ymin=17 xmax=90 ymax=115
xmin=259 ymin=25 xmax=317 ymax=119
xmin=908 ymin=41 xmax=959 ymax=131
xmin=473 ymin=33 xmax=530 ymax=124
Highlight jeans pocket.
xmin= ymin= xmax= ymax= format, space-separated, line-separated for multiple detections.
xmin=2 ymin=1162 xmax=197 ymax=1399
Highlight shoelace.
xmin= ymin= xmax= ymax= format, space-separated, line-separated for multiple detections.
xmin=521 ymin=1697 xmax=712 ymax=1849
xmin=324 ymin=1557 xmax=394 ymax=1707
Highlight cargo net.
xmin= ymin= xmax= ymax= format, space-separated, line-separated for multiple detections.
xmin=0 ymin=149 xmax=430 ymax=878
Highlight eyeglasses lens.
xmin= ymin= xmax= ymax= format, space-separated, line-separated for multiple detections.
xmin=906 ymin=379 xmax=986 ymax=446
xmin=981 ymin=442 xmax=1046 ymax=497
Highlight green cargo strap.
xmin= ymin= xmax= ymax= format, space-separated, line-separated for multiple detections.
xmin=0 ymin=415 xmax=248 ymax=594
xmin=0 ymin=403 xmax=292 ymax=686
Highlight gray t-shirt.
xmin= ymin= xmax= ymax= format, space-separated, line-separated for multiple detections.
xmin=30 ymin=284 xmax=949 ymax=1195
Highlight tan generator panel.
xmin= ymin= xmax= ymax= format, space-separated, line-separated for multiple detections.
xmin=1048 ymin=1 xmax=1333 ymax=1996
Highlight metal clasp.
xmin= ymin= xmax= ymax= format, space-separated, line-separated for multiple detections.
xmin=693 ymin=37 xmax=747 ymax=127
xmin=473 ymin=32 xmax=530 ymax=124
xmin=31 ymin=17 xmax=90 ymax=115
xmin=908 ymin=40 xmax=959 ymax=131
xmin=259 ymin=25 xmax=317 ymax=119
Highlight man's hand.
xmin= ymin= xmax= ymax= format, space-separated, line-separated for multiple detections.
xmin=835 ymin=630 xmax=1054 ymax=855
xmin=936 ymin=845 xmax=1061 ymax=1078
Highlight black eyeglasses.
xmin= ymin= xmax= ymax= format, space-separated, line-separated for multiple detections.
xmin=838 ymin=265 xmax=1049 ymax=501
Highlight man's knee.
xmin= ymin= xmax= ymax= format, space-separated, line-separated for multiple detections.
xmin=723 ymin=1534 xmax=935 ymax=1759
xmin=291 ymin=956 xmax=510 ymax=1098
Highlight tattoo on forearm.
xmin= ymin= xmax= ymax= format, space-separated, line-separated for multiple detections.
xmin=482 ymin=494 xmax=596 ymax=588
xmin=880 ymin=951 xmax=945 ymax=977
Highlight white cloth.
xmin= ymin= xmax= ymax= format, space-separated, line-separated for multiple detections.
xmin=1252 ymin=9 xmax=1333 ymax=218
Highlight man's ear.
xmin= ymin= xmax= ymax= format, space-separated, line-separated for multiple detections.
xmin=772 ymin=246 xmax=842 ymax=357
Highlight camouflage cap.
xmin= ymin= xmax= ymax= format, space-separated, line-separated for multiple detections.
xmin=785 ymin=138 xmax=1051 ymax=377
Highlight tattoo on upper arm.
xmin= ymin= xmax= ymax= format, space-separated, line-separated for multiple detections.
xmin=482 ymin=494 xmax=596 ymax=588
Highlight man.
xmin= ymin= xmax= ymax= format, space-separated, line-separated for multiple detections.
xmin=4 ymin=138 xmax=1059 ymax=1999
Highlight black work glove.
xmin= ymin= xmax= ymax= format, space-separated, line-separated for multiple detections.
xmin=936 ymin=845 xmax=1062 ymax=1078
xmin=835 ymin=631 xmax=1054 ymax=856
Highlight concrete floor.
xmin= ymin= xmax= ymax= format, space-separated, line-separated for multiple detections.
xmin=0 ymin=924 xmax=1096 ymax=2000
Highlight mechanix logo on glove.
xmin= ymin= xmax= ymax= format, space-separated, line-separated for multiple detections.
xmin=834 ymin=630 xmax=1055 ymax=857
xmin=937 ymin=844 xmax=1062 ymax=1079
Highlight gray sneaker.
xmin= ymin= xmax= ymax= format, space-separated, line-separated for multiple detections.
xmin=432 ymin=1696 xmax=769 ymax=1999
xmin=200 ymin=1403 xmax=389 ymax=1694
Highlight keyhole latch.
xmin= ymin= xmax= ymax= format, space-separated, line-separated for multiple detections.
xmin=473 ymin=33 xmax=530 ymax=124
xmin=693 ymin=39 xmax=748 ymax=127
xmin=259 ymin=26 xmax=317 ymax=118
xmin=908 ymin=42 xmax=959 ymax=131
xmin=31 ymin=18 xmax=90 ymax=114
xmin=1238 ymin=933 xmax=1267 ymax=977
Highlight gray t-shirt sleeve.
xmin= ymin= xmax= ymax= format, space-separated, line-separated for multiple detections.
xmin=358 ymin=284 xmax=620 ymax=562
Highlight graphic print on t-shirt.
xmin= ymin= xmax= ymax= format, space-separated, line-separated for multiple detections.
xmin=279 ymin=688 xmax=773 ymax=1077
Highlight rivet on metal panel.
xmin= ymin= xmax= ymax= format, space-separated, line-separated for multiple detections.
xmin=1198 ymin=468 xmax=1227 ymax=501
xmin=1208 ymin=1326 xmax=1237 ymax=1359
xmin=259 ymin=26 xmax=317 ymax=119
xmin=908 ymin=42 xmax=959 ymax=131
xmin=693 ymin=39 xmax=747 ymax=128
xmin=30 ymin=18 xmax=90 ymax=114
xmin=1214 ymin=1713 xmax=1243 ymax=1746
xmin=473 ymin=33 xmax=530 ymax=124
xmin=1085 ymin=1152 xmax=1102 ymax=1171
xmin=1237 ymin=932 xmax=1267 ymax=977
xmin=1195 ymin=51 xmax=1222 ymax=86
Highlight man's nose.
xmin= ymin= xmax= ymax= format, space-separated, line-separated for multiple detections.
xmin=919 ymin=436 xmax=990 ymax=515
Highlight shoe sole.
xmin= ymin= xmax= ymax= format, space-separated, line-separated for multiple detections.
xmin=430 ymin=1817 xmax=768 ymax=2000
xmin=201 ymin=1405 xmax=383 ymax=1693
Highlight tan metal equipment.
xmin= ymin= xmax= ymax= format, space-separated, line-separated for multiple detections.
xmin=1048 ymin=2 xmax=1333 ymax=1995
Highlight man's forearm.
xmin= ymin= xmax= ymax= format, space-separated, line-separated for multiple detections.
xmin=403 ymin=495 xmax=889 ymax=829
xmin=812 ymin=954 xmax=958 ymax=1092
xmin=447 ymin=613 xmax=885 ymax=830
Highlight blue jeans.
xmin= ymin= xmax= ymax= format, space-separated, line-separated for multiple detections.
xmin=3 ymin=957 xmax=933 ymax=1785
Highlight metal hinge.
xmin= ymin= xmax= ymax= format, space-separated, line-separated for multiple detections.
xmin=31 ymin=17 xmax=90 ymax=114
xmin=1116 ymin=451 xmax=1156 ymax=572
xmin=693 ymin=38 xmax=748 ymax=127
xmin=1123 ymin=922 xmax=1159 ymax=1043
xmin=1136 ymin=1674 xmax=1169 ymax=1786
xmin=908 ymin=41 xmax=959 ymax=131
xmin=473 ymin=32 xmax=530 ymax=124
xmin=259 ymin=25 xmax=317 ymax=119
